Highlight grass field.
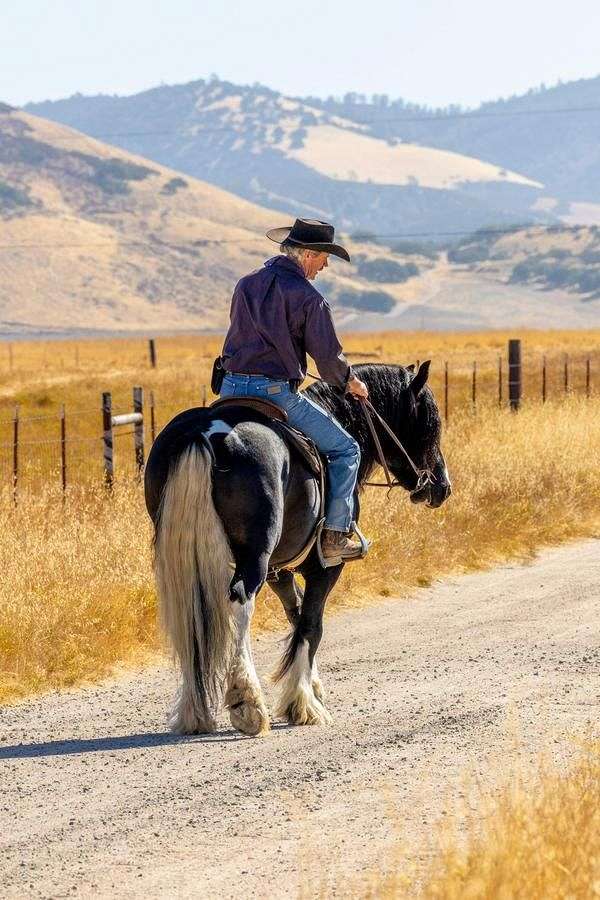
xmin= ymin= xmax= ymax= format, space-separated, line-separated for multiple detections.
xmin=1 ymin=329 xmax=600 ymax=702
xmin=341 ymin=739 xmax=600 ymax=898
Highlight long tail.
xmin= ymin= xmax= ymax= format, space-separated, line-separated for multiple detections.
xmin=153 ymin=442 xmax=234 ymax=733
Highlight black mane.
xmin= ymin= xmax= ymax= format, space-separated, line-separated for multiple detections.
xmin=305 ymin=363 xmax=441 ymax=485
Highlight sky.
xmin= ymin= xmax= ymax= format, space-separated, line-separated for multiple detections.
xmin=3 ymin=0 xmax=600 ymax=109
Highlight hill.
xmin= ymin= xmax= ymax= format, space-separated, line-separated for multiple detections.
xmin=26 ymin=78 xmax=550 ymax=238
xmin=1 ymin=107 xmax=598 ymax=335
xmin=307 ymin=74 xmax=600 ymax=222
xmin=0 ymin=107 xmax=442 ymax=334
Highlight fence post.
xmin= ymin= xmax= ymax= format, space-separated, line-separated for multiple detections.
xmin=444 ymin=361 xmax=449 ymax=425
xmin=508 ymin=339 xmax=522 ymax=411
xmin=564 ymin=354 xmax=569 ymax=395
xmin=148 ymin=338 xmax=157 ymax=369
xmin=542 ymin=355 xmax=547 ymax=404
xmin=498 ymin=356 xmax=503 ymax=407
xmin=102 ymin=392 xmax=114 ymax=488
xmin=586 ymin=357 xmax=591 ymax=399
xmin=202 ymin=384 xmax=207 ymax=408
xmin=12 ymin=404 xmax=18 ymax=506
xmin=472 ymin=360 xmax=477 ymax=412
xmin=60 ymin=404 xmax=67 ymax=498
xmin=133 ymin=386 xmax=144 ymax=475
xmin=150 ymin=390 xmax=156 ymax=444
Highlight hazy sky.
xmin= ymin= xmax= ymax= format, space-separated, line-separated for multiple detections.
xmin=4 ymin=0 xmax=600 ymax=109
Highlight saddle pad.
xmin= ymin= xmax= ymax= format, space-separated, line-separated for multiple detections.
xmin=209 ymin=396 xmax=288 ymax=422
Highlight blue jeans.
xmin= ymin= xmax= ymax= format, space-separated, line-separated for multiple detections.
xmin=220 ymin=374 xmax=360 ymax=532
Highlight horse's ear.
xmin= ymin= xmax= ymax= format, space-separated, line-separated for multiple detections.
xmin=405 ymin=363 xmax=416 ymax=373
xmin=410 ymin=359 xmax=431 ymax=397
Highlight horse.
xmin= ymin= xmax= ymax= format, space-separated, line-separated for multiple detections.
xmin=144 ymin=361 xmax=451 ymax=737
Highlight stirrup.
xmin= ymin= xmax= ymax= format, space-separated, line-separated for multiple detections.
xmin=316 ymin=521 xmax=371 ymax=569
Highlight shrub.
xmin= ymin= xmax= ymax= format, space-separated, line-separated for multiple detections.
xmin=388 ymin=240 xmax=439 ymax=260
xmin=0 ymin=180 xmax=33 ymax=212
xmin=161 ymin=177 xmax=188 ymax=196
xmin=336 ymin=289 xmax=394 ymax=312
xmin=357 ymin=257 xmax=419 ymax=283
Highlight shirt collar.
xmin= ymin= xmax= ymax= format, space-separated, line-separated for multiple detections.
xmin=264 ymin=255 xmax=305 ymax=278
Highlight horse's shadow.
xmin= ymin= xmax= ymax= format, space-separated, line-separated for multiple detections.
xmin=0 ymin=724 xmax=292 ymax=760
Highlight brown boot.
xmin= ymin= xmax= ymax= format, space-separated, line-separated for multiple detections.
xmin=320 ymin=528 xmax=367 ymax=566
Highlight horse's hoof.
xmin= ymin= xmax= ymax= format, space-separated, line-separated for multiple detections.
xmin=277 ymin=689 xmax=333 ymax=727
xmin=229 ymin=700 xmax=270 ymax=736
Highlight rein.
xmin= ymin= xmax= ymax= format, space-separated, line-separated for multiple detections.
xmin=306 ymin=371 xmax=435 ymax=496
xmin=359 ymin=399 xmax=435 ymax=495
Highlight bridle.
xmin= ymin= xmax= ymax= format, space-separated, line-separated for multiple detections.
xmin=306 ymin=371 xmax=436 ymax=498
xmin=358 ymin=398 xmax=436 ymax=497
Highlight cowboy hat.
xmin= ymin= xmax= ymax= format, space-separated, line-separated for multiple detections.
xmin=266 ymin=218 xmax=350 ymax=262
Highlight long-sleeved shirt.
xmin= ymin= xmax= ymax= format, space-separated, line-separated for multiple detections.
xmin=221 ymin=255 xmax=352 ymax=388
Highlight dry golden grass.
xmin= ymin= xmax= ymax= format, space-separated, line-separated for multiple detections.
xmin=1 ymin=390 xmax=599 ymax=703
xmin=356 ymin=740 xmax=600 ymax=899
xmin=1 ymin=330 xmax=600 ymax=701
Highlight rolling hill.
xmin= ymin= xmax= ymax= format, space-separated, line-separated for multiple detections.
xmin=1 ymin=107 xmax=598 ymax=336
xmin=26 ymin=78 xmax=551 ymax=238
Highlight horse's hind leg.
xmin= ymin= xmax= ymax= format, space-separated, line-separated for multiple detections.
xmin=273 ymin=558 xmax=343 ymax=726
xmin=269 ymin=570 xmax=324 ymax=703
xmin=225 ymin=554 xmax=270 ymax=736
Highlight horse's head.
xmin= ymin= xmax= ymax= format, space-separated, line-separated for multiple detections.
xmin=388 ymin=361 xmax=451 ymax=509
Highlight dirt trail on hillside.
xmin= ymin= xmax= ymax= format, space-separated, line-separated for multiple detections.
xmin=2 ymin=540 xmax=599 ymax=898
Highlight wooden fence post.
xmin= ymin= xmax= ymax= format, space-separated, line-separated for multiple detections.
xmin=472 ymin=361 xmax=477 ymax=412
xmin=148 ymin=338 xmax=157 ymax=369
xmin=202 ymin=384 xmax=207 ymax=407
xmin=150 ymin=390 xmax=156 ymax=444
xmin=498 ymin=356 xmax=503 ymax=407
xmin=586 ymin=357 xmax=591 ymax=399
xmin=12 ymin=404 xmax=18 ymax=506
xmin=508 ymin=339 xmax=522 ymax=411
xmin=102 ymin=392 xmax=114 ymax=488
xmin=444 ymin=361 xmax=449 ymax=425
xmin=60 ymin=404 xmax=67 ymax=498
xmin=133 ymin=386 xmax=144 ymax=475
xmin=542 ymin=355 xmax=547 ymax=404
xmin=564 ymin=354 xmax=569 ymax=395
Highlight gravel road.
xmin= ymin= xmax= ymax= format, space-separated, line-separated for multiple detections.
xmin=2 ymin=539 xmax=599 ymax=898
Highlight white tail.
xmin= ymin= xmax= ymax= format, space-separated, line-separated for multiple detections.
xmin=154 ymin=444 xmax=234 ymax=733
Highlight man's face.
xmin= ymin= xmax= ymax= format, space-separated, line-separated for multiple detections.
xmin=303 ymin=251 xmax=329 ymax=280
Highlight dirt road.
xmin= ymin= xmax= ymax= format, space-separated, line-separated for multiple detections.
xmin=2 ymin=540 xmax=599 ymax=898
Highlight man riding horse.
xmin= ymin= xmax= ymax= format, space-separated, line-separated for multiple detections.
xmin=145 ymin=220 xmax=450 ymax=736
xmin=219 ymin=218 xmax=369 ymax=565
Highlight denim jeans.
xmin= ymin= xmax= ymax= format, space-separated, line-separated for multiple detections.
xmin=220 ymin=373 xmax=360 ymax=532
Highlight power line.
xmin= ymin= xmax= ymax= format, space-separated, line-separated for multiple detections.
xmin=0 ymin=224 xmax=592 ymax=253
xmin=15 ymin=102 xmax=600 ymax=144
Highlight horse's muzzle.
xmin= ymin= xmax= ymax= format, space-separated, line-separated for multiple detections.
xmin=411 ymin=478 xmax=451 ymax=508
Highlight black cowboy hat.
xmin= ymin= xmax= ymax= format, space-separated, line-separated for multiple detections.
xmin=266 ymin=218 xmax=350 ymax=262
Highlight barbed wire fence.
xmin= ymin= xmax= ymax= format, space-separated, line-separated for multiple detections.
xmin=0 ymin=340 xmax=596 ymax=502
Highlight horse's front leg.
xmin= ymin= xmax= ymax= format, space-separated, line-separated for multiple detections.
xmin=273 ymin=557 xmax=343 ymax=725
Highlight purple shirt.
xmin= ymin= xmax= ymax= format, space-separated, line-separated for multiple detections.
xmin=221 ymin=255 xmax=352 ymax=388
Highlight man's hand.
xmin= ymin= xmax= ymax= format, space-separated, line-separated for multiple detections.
xmin=346 ymin=374 xmax=369 ymax=399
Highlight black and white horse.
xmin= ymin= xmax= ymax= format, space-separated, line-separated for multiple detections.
xmin=144 ymin=362 xmax=451 ymax=736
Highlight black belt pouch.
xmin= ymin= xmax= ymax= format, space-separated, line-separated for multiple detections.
xmin=210 ymin=356 xmax=226 ymax=394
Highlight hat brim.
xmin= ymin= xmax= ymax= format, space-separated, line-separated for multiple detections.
xmin=266 ymin=226 xmax=350 ymax=263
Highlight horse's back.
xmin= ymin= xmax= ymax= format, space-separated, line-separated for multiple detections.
xmin=144 ymin=406 xmax=320 ymax=564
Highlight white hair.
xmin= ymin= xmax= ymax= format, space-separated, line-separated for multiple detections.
xmin=280 ymin=242 xmax=318 ymax=262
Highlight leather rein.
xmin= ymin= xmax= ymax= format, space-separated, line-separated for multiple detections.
xmin=306 ymin=372 xmax=435 ymax=496
xmin=358 ymin=398 xmax=435 ymax=495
